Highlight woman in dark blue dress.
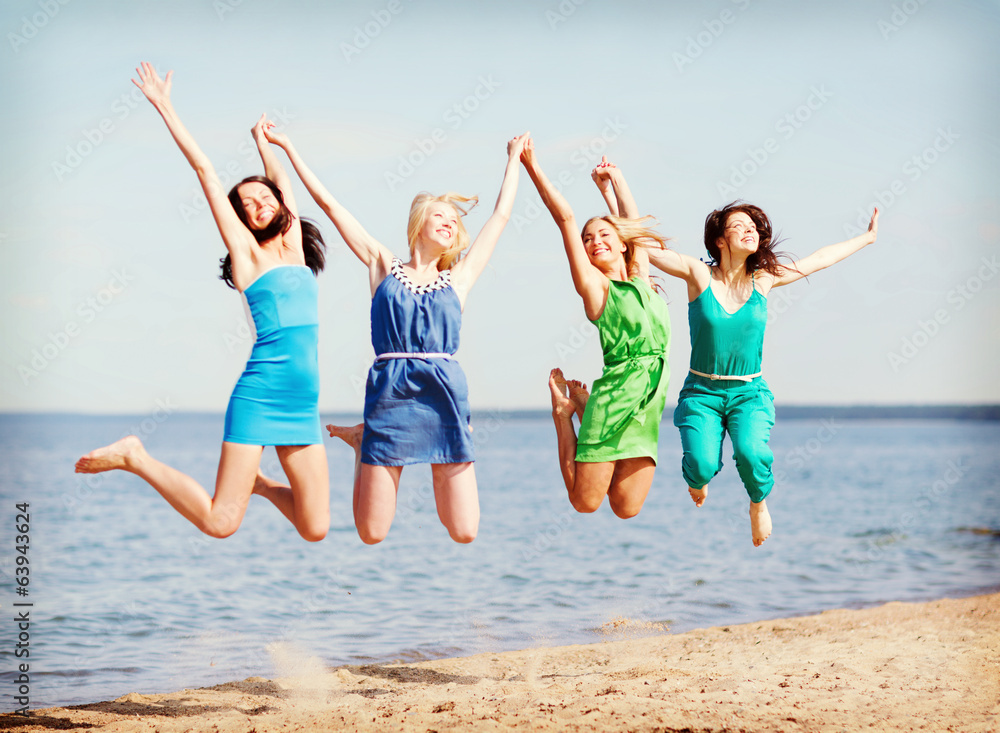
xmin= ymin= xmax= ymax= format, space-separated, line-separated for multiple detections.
xmin=270 ymin=128 xmax=528 ymax=544
xmin=75 ymin=63 xmax=331 ymax=542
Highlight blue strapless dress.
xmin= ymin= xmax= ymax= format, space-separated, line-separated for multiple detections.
xmin=223 ymin=265 xmax=322 ymax=446
xmin=361 ymin=259 xmax=474 ymax=466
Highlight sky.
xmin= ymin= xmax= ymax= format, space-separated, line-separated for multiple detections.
xmin=2 ymin=0 xmax=998 ymax=415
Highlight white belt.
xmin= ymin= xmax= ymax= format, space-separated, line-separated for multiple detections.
xmin=689 ymin=368 xmax=761 ymax=383
xmin=376 ymin=352 xmax=453 ymax=361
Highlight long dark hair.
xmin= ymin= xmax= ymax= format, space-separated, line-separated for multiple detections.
xmin=703 ymin=201 xmax=793 ymax=278
xmin=219 ymin=175 xmax=326 ymax=289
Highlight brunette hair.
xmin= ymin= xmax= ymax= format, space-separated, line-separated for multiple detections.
xmin=219 ymin=176 xmax=326 ymax=289
xmin=703 ymin=201 xmax=792 ymax=278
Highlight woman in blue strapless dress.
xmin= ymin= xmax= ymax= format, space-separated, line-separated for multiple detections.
xmin=75 ymin=63 xmax=331 ymax=542
xmin=271 ymin=129 xmax=529 ymax=544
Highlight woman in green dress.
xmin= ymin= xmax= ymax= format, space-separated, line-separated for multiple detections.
xmin=521 ymin=139 xmax=670 ymax=519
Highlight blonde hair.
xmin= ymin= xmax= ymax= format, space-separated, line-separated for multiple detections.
xmin=407 ymin=192 xmax=479 ymax=270
xmin=581 ymin=214 xmax=668 ymax=279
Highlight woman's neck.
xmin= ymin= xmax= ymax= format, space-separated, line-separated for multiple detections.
xmin=715 ymin=251 xmax=750 ymax=287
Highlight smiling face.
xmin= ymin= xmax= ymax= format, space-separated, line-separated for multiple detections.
xmin=719 ymin=211 xmax=759 ymax=256
xmin=417 ymin=201 xmax=459 ymax=251
xmin=237 ymin=181 xmax=279 ymax=231
xmin=582 ymin=218 xmax=627 ymax=267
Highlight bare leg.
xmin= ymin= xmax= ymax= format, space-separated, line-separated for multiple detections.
xmin=549 ymin=369 xmax=617 ymax=513
xmin=689 ymin=485 xmax=707 ymax=507
xmin=431 ymin=462 xmax=479 ymax=543
xmin=252 ymin=470 xmax=292 ymax=518
xmin=750 ymin=499 xmax=772 ymax=547
xmin=75 ymin=436 xmax=261 ymax=538
xmin=356 ymin=464 xmax=402 ymax=544
xmin=607 ymin=457 xmax=656 ymax=519
xmin=274 ymin=444 xmax=330 ymax=542
xmin=327 ymin=423 xmax=364 ymax=519
xmin=549 ymin=368 xmax=579 ymax=492
xmin=328 ymin=422 xmax=402 ymax=544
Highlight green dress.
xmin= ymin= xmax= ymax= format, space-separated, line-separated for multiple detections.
xmin=576 ymin=278 xmax=671 ymax=463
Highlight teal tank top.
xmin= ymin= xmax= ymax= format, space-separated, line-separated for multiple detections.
xmin=688 ymin=280 xmax=766 ymax=377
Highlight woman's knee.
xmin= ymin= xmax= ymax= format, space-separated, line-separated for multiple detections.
xmin=357 ymin=527 xmax=387 ymax=545
xmin=733 ymin=441 xmax=772 ymax=474
xmin=447 ymin=524 xmax=478 ymax=544
xmin=608 ymin=494 xmax=642 ymax=519
xmin=682 ymin=452 xmax=719 ymax=488
xmin=568 ymin=485 xmax=604 ymax=514
xmin=298 ymin=516 xmax=330 ymax=543
xmin=203 ymin=517 xmax=241 ymax=539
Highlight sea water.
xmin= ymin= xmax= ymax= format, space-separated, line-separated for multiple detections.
xmin=0 ymin=412 xmax=997 ymax=709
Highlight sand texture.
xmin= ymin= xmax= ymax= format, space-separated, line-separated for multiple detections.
xmin=3 ymin=593 xmax=998 ymax=732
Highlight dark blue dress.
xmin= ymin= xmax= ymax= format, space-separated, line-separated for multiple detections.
xmin=361 ymin=259 xmax=474 ymax=466
xmin=223 ymin=265 xmax=322 ymax=446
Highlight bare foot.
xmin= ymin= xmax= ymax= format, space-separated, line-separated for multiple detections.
xmin=327 ymin=423 xmax=363 ymax=450
xmin=548 ymin=369 xmax=575 ymax=420
xmin=750 ymin=500 xmax=772 ymax=547
xmin=75 ymin=436 xmax=144 ymax=474
xmin=566 ymin=379 xmax=589 ymax=420
xmin=689 ymin=486 xmax=707 ymax=507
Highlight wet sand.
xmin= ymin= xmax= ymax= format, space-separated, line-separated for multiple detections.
xmin=3 ymin=593 xmax=997 ymax=732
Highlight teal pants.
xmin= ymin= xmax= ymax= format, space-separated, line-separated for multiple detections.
xmin=673 ymin=374 xmax=775 ymax=504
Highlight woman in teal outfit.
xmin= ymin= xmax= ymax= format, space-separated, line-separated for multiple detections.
xmin=645 ymin=201 xmax=879 ymax=546
xmin=522 ymin=140 xmax=671 ymax=520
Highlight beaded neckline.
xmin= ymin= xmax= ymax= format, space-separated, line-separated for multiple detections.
xmin=391 ymin=258 xmax=451 ymax=294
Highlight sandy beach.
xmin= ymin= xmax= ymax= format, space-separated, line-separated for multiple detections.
xmin=4 ymin=593 xmax=997 ymax=732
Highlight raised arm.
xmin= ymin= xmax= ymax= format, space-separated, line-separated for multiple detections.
xmin=252 ymin=115 xmax=301 ymax=252
xmin=252 ymin=115 xmax=297 ymax=214
xmin=132 ymin=62 xmax=254 ymax=265
xmin=521 ymin=137 xmax=609 ymax=320
xmin=645 ymin=245 xmax=712 ymax=301
xmin=592 ymin=156 xmax=639 ymax=219
xmin=450 ymin=132 xmax=528 ymax=306
xmin=266 ymin=130 xmax=393 ymax=287
xmin=770 ymin=207 xmax=879 ymax=288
